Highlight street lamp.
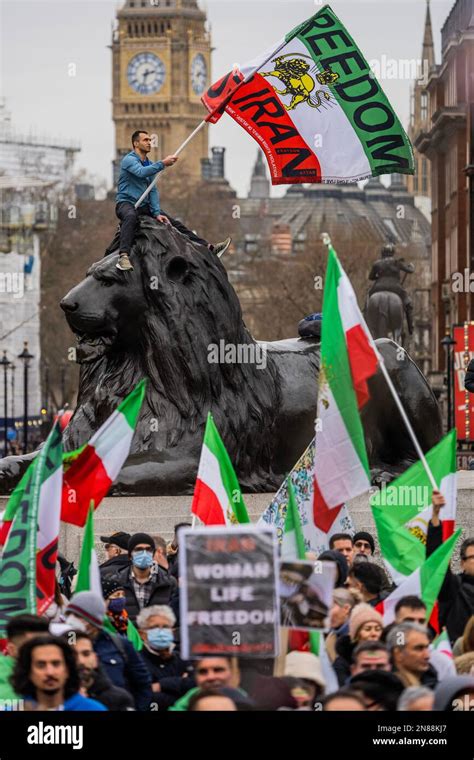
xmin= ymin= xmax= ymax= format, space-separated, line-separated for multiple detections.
xmin=0 ymin=351 xmax=10 ymax=457
xmin=10 ymin=363 xmax=15 ymax=420
xmin=18 ymin=341 xmax=34 ymax=454
xmin=441 ymin=333 xmax=456 ymax=431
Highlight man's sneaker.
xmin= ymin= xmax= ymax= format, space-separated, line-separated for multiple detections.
xmin=213 ymin=237 xmax=232 ymax=258
xmin=116 ymin=253 xmax=134 ymax=271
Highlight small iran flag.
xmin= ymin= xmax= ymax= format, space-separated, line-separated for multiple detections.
xmin=281 ymin=480 xmax=306 ymax=559
xmin=431 ymin=630 xmax=453 ymax=659
xmin=314 ymin=244 xmax=379 ymax=511
xmin=371 ymin=430 xmax=457 ymax=584
xmin=75 ymin=502 xmax=102 ymax=597
xmin=61 ymin=380 xmax=146 ymax=527
xmin=191 ymin=413 xmax=250 ymax=525
xmin=376 ymin=528 xmax=460 ymax=626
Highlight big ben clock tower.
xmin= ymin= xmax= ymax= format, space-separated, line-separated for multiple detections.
xmin=111 ymin=0 xmax=211 ymax=183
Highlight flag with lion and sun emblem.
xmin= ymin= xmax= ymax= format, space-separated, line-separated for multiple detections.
xmin=202 ymin=4 xmax=413 ymax=184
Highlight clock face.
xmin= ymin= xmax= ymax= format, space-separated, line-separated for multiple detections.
xmin=127 ymin=52 xmax=165 ymax=94
xmin=191 ymin=53 xmax=207 ymax=95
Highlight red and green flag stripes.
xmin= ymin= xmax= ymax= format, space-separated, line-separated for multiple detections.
xmin=191 ymin=413 xmax=250 ymax=526
xmin=314 ymin=244 xmax=379 ymax=513
xmin=0 ymin=423 xmax=63 ymax=635
xmin=202 ymin=5 xmax=413 ymax=184
xmin=61 ymin=380 xmax=146 ymax=526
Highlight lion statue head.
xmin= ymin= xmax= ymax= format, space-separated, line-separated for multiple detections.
xmin=60 ymin=218 xmax=282 ymax=490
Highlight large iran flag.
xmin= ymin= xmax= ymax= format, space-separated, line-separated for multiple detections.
xmin=191 ymin=413 xmax=250 ymax=526
xmin=202 ymin=5 xmax=413 ymax=184
xmin=314 ymin=244 xmax=379 ymax=513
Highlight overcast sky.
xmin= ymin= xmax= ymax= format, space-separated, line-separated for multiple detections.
xmin=0 ymin=0 xmax=455 ymax=197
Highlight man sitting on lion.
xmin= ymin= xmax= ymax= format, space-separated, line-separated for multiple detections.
xmin=105 ymin=130 xmax=231 ymax=271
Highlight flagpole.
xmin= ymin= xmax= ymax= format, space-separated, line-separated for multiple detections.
xmin=134 ymin=36 xmax=291 ymax=210
xmin=321 ymin=234 xmax=439 ymax=492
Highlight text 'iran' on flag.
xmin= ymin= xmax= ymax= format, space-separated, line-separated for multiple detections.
xmin=314 ymin=244 xmax=379 ymax=515
xmin=191 ymin=412 xmax=250 ymax=526
xmin=202 ymin=4 xmax=414 ymax=185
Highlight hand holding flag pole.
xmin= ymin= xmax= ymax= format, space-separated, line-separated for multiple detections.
xmin=321 ymin=233 xmax=438 ymax=492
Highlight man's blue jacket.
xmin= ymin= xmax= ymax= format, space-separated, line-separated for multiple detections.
xmin=116 ymin=151 xmax=165 ymax=216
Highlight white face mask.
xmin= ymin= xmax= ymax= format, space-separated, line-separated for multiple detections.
xmin=65 ymin=614 xmax=87 ymax=632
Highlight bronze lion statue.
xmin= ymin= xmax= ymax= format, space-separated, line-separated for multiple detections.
xmin=0 ymin=218 xmax=442 ymax=495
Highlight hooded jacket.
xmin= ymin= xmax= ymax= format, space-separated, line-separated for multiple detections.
xmin=318 ymin=550 xmax=348 ymax=587
xmin=113 ymin=563 xmax=176 ymax=623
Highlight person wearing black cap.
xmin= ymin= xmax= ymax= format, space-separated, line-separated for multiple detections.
xmin=352 ymin=531 xmax=375 ymax=558
xmin=112 ymin=533 xmax=176 ymax=623
xmin=100 ymin=532 xmax=131 ymax=578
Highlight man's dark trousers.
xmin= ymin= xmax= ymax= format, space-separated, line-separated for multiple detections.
xmin=104 ymin=201 xmax=209 ymax=257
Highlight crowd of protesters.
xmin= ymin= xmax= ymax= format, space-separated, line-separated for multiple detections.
xmin=0 ymin=505 xmax=473 ymax=713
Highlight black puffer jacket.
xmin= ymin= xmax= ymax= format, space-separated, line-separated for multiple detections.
xmin=427 ymin=522 xmax=474 ymax=642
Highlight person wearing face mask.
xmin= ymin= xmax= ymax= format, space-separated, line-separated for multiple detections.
xmin=137 ymin=605 xmax=192 ymax=709
xmin=102 ymin=578 xmax=129 ymax=635
xmin=112 ymin=533 xmax=176 ymax=624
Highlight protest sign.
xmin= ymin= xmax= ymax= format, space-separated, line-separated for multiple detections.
xmin=180 ymin=525 xmax=279 ymax=659
xmin=279 ymin=559 xmax=337 ymax=632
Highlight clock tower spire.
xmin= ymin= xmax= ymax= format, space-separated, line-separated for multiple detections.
xmin=111 ymin=0 xmax=211 ymax=183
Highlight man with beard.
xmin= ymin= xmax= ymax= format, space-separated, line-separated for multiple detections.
xmin=72 ymin=632 xmax=134 ymax=711
xmin=11 ymin=635 xmax=106 ymax=711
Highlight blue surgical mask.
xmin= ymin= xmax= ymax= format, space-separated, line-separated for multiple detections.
xmin=147 ymin=628 xmax=174 ymax=651
xmin=108 ymin=598 xmax=126 ymax=614
xmin=132 ymin=550 xmax=154 ymax=569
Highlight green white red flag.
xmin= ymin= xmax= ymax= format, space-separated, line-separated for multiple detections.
xmin=314 ymin=244 xmax=379 ymax=514
xmin=371 ymin=430 xmax=457 ymax=584
xmin=61 ymin=380 xmax=146 ymax=526
xmin=202 ymin=5 xmax=413 ymax=184
xmin=375 ymin=528 xmax=460 ymax=626
xmin=0 ymin=423 xmax=63 ymax=636
xmin=191 ymin=413 xmax=250 ymax=525
xmin=1 ymin=382 xmax=146 ymax=541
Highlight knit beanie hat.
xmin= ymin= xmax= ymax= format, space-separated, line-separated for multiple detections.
xmin=101 ymin=577 xmax=124 ymax=600
xmin=349 ymin=603 xmax=384 ymax=642
xmin=353 ymin=531 xmax=375 ymax=554
xmin=128 ymin=533 xmax=156 ymax=555
xmin=66 ymin=591 xmax=106 ymax=628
